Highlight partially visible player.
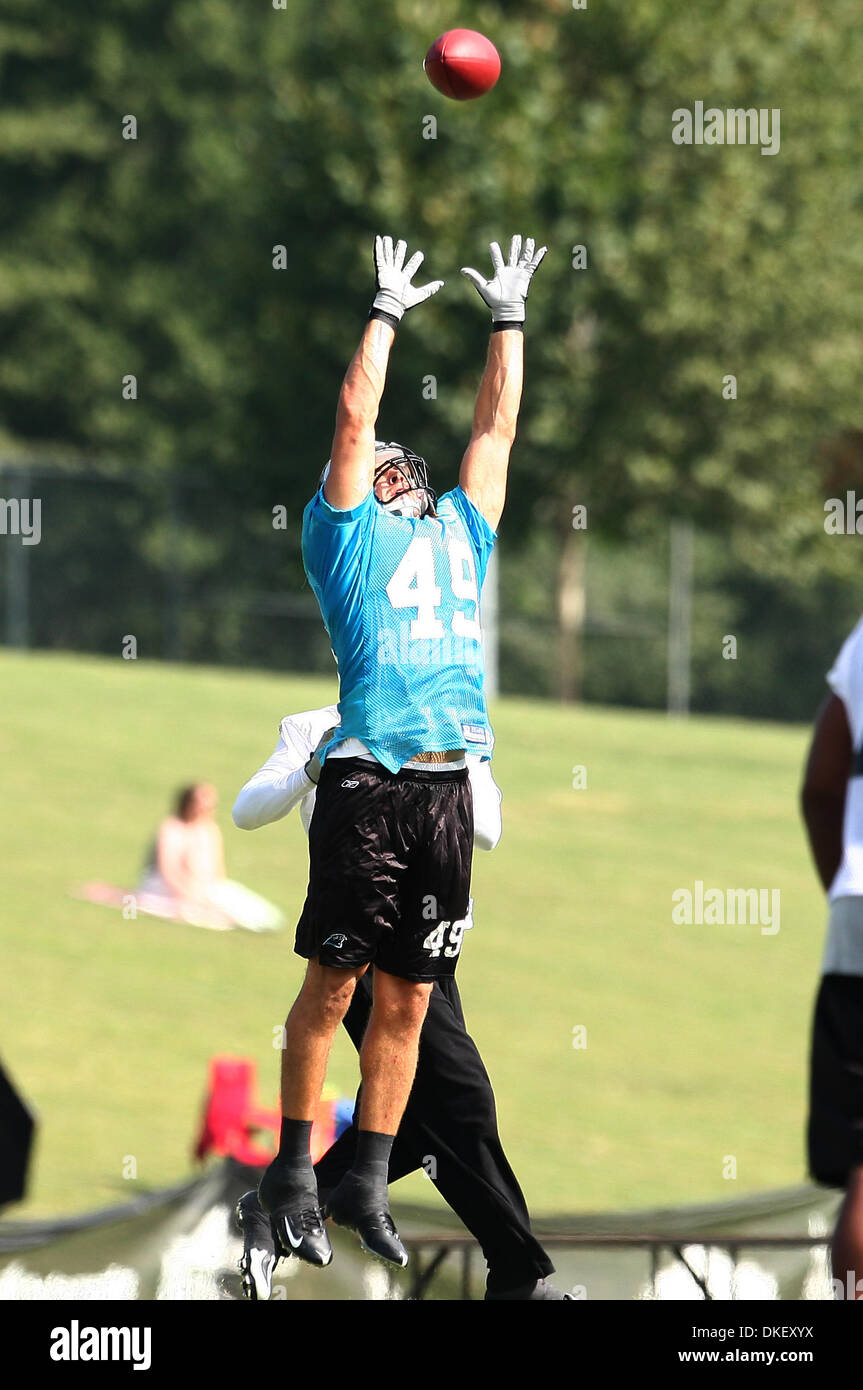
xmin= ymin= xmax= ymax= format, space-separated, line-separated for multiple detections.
xmin=232 ymin=706 xmax=569 ymax=1300
xmin=801 ymin=614 xmax=863 ymax=1298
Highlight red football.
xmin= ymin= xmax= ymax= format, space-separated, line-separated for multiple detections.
xmin=423 ymin=29 xmax=501 ymax=101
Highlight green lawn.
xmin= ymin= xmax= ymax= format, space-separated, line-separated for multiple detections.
xmin=0 ymin=650 xmax=826 ymax=1218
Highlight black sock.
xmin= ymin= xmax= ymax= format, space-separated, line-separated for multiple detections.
xmin=276 ymin=1116 xmax=314 ymax=1165
xmin=259 ymin=1119 xmax=316 ymax=1213
xmin=349 ymin=1130 xmax=394 ymax=1187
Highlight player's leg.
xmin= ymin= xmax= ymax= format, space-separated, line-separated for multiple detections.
xmin=357 ymin=968 xmax=433 ymax=1131
xmin=832 ymin=1165 xmax=863 ymax=1298
xmin=314 ymin=971 xmax=438 ymax=1199
xmin=278 ymin=958 xmax=365 ymax=1119
xmin=807 ymin=973 xmax=863 ymax=1299
xmin=243 ymin=974 xmax=558 ymax=1299
xmin=314 ymin=973 xmax=445 ymax=1213
xmin=261 ymin=756 xmax=400 ymax=1264
xmin=239 ymin=970 xmax=422 ymax=1297
xmin=307 ymin=950 xmax=564 ymax=1296
xmin=386 ymin=763 xmax=563 ymax=1297
xmin=323 ymin=763 xmax=472 ymax=1266
xmin=324 ymin=969 xmax=432 ymax=1266
xmin=258 ymin=958 xmax=365 ymax=1267
xmin=397 ymin=976 xmax=561 ymax=1298
xmin=311 ymin=976 xmax=372 ymax=1201
xmin=316 ymin=978 xmax=563 ymax=1295
xmin=301 ymin=767 xmax=562 ymax=1295
xmin=315 ymin=973 xmax=561 ymax=1296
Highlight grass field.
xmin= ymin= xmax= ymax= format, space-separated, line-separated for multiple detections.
xmin=0 ymin=650 xmax=827 ymax=1219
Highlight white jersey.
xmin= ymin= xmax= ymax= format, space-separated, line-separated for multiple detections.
xmin=821 ymin=616 xmax=863 ymax=976
xmin=232 ymin=705 xmax=503 ymax=852
xmin=826 ymin=617 xmax=863 ymax=902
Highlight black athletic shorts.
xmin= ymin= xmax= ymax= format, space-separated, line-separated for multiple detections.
xmin=807 ymin=973 xmax=863 ymax=1187
xmin=294 ymin=756 xmax=473 ymax=983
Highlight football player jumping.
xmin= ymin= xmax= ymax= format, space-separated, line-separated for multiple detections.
xmin=257 ymin=232 xmax=546 ymax=1270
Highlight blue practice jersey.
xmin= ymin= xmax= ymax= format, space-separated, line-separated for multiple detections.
xmin=302 ymin=483 xmax=496 ymax=772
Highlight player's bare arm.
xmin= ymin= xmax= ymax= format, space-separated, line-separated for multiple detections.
xmin=459 ymin=331 xmax=523 ymax=530
xmin=801 ymin=692 xmax=853 ymax=891
xmin=325 ymin=235 xmax=443 ymax=511
xmin=459 ymin=234 xmax=547 ymax=529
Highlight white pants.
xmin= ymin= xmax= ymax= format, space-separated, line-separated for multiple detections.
xmin=137 ymin=870 xmax=284 ymax=932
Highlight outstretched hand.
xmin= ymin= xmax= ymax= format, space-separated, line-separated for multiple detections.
xmin=370 ymin=236 xmax=444 ymax=325
xmin=460 ymin=235 xmax=547 ymax=325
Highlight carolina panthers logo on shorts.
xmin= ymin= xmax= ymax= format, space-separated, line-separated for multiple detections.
xmin=322 ymin=933 xmax=348 ymax=949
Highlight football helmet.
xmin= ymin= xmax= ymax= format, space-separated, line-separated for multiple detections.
xmin=319 ymin=441 xmax=436 ymax=519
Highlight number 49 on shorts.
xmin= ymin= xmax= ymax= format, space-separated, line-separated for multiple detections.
xmin=422 ymin=900 xmax=474 ymax=959
xmin=422 ymin=921 xmax=461 ymax=959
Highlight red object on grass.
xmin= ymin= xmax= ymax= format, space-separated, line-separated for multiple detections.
xmin=193 ymin=1055 xmax=335 ymax=1168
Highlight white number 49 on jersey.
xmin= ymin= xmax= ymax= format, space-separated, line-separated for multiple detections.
xmin=422 ymin=898 xmax=475 ymax=959
xmin=386 ymin=537 xmax=481 ymax=642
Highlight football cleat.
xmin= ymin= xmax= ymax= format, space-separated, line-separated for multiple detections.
xmin=258 ymin=1162 xmax=333 ymax=1268
xmin=271 ymin=1205 xmax=332 ymax=1267
xmin=235 ymin=1190 xmax=278 ymax=1301
xmin=324 ymin=1182 xmax=408 ymax=1269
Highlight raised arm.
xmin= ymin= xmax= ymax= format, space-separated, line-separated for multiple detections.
xmin=459 ymin=235 xmax=547 ymax=530
xmin=324 ymin=236 xmax=443 ymax=511
xmin=458 ymin=330 xmax=523 ymax=531
xmin=325 ymin=320 xmax=394 ymax=511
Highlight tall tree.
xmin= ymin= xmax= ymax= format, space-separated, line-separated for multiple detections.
xmin=1 ymin=0 xmax=860 ymax=694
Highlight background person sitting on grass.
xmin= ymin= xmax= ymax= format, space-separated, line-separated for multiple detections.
xmin=135 ymin=782 xmax=285 ymax=933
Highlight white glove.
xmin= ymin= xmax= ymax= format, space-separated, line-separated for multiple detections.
xmin=370 ymin=236 xmax=444 ymax=326
xmin=460 ymin=235 xmax=547 ymax=327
